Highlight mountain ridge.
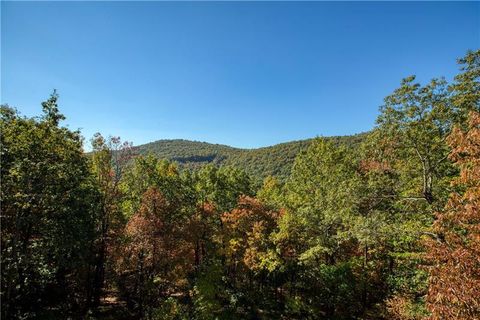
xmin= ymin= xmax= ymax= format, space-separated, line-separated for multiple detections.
xmin=132 ymin=133 xmax=367 ymax=180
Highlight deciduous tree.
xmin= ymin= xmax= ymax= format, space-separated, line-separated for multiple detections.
xmin=425 ymin=111 xmax=480 ymax=319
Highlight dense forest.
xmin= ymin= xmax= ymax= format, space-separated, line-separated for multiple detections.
xmin=134 ymin=134 xmax=365 ymax=181
xmin=1 ymin=50 xmax=479 ymax=320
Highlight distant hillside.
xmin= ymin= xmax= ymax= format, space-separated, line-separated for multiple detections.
xmin=133 ymin=134 xmax=366 ymax=180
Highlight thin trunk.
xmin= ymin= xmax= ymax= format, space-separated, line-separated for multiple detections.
xmin=92 ymin=204 xmax=108 ymax=309
xmin=362 ymin=244 xmax=368 ymax=312
xmin=4 ymin=211 xmax=21 ymax=319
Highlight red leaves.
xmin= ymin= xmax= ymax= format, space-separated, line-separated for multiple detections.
xmin=119 ymin=187 xmax=194 ymax=295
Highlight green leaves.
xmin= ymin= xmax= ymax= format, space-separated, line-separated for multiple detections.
xmin=1 ymin=95 xmax=97 ymax=318
xmin=279 ymin=138 xmax=361 ymax=264
xmin=41 ymin=90 xmax=65 ymax=126
xmin=451 ymin=49 xmax=480 ymax=117
xmin=2 ymin=50 xmax=479 ymax=320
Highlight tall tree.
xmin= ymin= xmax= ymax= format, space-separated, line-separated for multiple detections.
xmin=118 ymin=187 xmax=193 ymax=319
xmin=450 ymin=49 xmax=480 ymax=124
xmin=377 ymin=76 xmax=455 ymax=207
xmin=425 ymin=111 xmax=480 ymax=319
xmin=276 ymin=138 xmax=362 ymax=318
xmin=1 ymin=94 xmax=97 ymax=318
xmin=279 ymin=138 xmax=360 ymax=265
xmin=90 ymin=133 xmax=133 ymax=308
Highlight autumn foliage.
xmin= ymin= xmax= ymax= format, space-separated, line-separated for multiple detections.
xmin=117 ymin=187 xmax=194 ymax=317
xmin=2 ymin=50 xmax=479 ymax=320
xmin=425 ymin=111 xmax=480 ymax=320
xmin=222 ymin=196 xmax=281 ymax=273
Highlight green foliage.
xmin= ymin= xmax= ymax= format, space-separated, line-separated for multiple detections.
xmin=257 ymin=176 xmax=284 ymax=209
xmin=120 ymin=155 xmax=194 ymax=219
xmin=2 ymin=50 xmax=479 ymax=320
xmin=450 ymin=49 xmax=480 ymax=123
xmin=133 ymin=134 xmax=365 ymax=182
xmin=192 ymin=263 xmax=225 ymax=320
xmin=377 ymin=76 xmax=456 ymax=208
xmin=1 ymin=95 xmax=98 ymax=318
xmin=280 ymin=138 xmax=361 ymax=264
xmin=194 ymin=164 xmax=254 ymax=212
xmin=152 ymin=297 xmax=189 ymax=320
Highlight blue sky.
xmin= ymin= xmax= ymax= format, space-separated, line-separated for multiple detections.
xmin=2 ymin=2 xmax=479 ymax=149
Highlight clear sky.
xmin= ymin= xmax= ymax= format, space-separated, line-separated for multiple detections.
xmin=2 ymin=1 xmax=479 ymax=149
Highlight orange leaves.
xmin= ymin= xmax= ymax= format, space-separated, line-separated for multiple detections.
xmin=123 ymin=188 xmax=169 ymax=268
xmin=221 ymin=196 xmax=279 ymax=231
xmin=119 ymin=187 xmax=194 ymax=296
xmin=221 ymin=196 xmax=280 ymax=272
xmin=447 ymin=112 xmax=480 ymax=184
xmin=359 ymin=159 xmax=392 ymax=174
xmin=425 ymin=111 xmax=480 ymax=320
xmin=137 ymin=187 xmax=169 ymax=219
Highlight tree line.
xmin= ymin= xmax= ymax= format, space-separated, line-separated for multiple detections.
xmin=1 ymin=50 xmax=479 ymax=319
xmin=132 ymin=134 xmax=365 ymax=182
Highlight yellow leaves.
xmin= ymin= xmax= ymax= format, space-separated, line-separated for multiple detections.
xmin=298 ymin=245 xmax=330 ymax=266
xmin=385 ymin=294 xmax=427 ymax=320
xmin=228 ymin=238 xmax=241 ymax=254
xmin=221 ymin=196 xmax=281 ymax=273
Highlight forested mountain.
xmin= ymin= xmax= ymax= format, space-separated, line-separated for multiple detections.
xmin=2 ymin=50 xmax=479 ymax=320
xmin=134 ymin=134 xmax=366 ymax=180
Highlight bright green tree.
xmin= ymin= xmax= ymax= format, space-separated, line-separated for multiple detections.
xmin=450 ymin=49 xmax=480 ymax=124
xmin=276 ymin=138 xmax=362 ymax=318
xmin=279 ymin=138 xmax=360 ymax=265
